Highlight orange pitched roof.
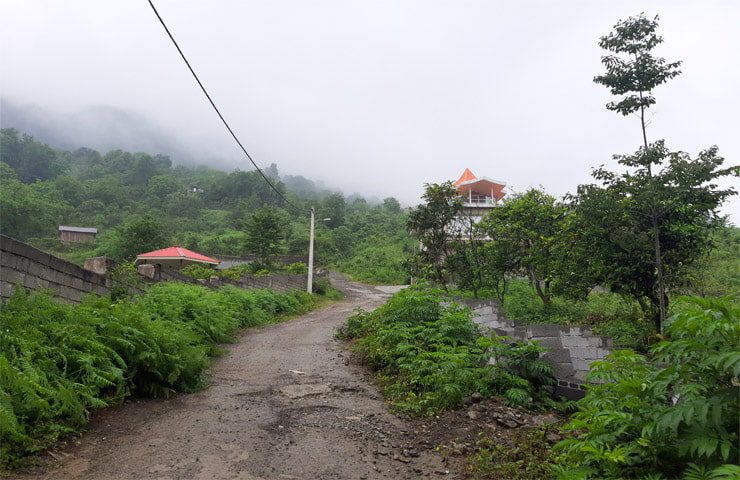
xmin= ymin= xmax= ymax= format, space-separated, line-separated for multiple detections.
xmin=454 ymin=168 xmax=477 ymax=186
xmin=136 ymin=246 xmax=220 ymax=265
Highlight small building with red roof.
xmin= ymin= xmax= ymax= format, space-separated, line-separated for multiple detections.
xmin=135 ymin=246 xmax=220 ymax=270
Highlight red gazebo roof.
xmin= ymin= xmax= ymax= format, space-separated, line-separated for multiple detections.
xmin=454 ymin=168 xmax=477 ymax=186
xmin=136 ymin=246 xmax=220 ymax=265
xmin=453 ymin=168 xmax=507 ymax=202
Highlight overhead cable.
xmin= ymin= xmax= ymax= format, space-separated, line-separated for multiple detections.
xmin=146 ymin=0 xmax=304 ymax=213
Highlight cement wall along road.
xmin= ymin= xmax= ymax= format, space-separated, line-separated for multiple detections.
xmin=457 ymin=298 xmax=613 ymax=400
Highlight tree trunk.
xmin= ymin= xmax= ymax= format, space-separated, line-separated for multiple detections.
xmin=529 ymin=267 xmax=551 ymax=305
xmin=639 ymin=93 xmax=666 ymax=333
xmin=652 ymin=214 xmax=667 ymax=333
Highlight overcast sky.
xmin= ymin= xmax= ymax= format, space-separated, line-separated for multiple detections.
xmin=1 ymin=1 xmax=738 ymax=219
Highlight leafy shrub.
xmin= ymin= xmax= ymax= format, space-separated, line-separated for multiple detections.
xmin=0 ymin=283 xmax=318 ymax=466
xmin=285 ymin=262 xmax=308 ymax=274
xmin=180 ymin=264 xmax=219 ymax=280
xmin=554 ymin=297 xmax=740 ymax=479
xmin=339 ymin=286 xmax=557 ymax=415
xmin=312 ymin=276 xmax=331 ymax=295
xmin=501 ymin=279 xmax=653 ymax=350
xmin=485 ymin=335 xmax=556 ymax=407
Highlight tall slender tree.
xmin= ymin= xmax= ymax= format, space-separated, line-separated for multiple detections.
xmin=593 ymin=14 xmax=682 ymax=326
xmin=576 ymin=14 xmax=737 ymax=332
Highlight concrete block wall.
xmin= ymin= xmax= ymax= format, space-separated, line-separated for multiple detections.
xmin=232 ymin=273 xmax=308 ymax=293
xmin=1 ymin=235 xmax=313 ymax=305
xmin=137 ymin=263 xmax=308 ymax=293
xmin=1 ymin=235 xmax=110 ymax=304
xmin=215 ymin=255 xmax=309 ymax=269
xmin=457 ymin=297 xmax=613 ymax=399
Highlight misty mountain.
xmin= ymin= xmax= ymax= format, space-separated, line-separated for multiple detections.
xmin=0 ymin=98 xmax=205 ymax=165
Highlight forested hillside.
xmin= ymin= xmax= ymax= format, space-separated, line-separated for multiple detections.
xmin=0 ymin=128 xmax=412 ymax=283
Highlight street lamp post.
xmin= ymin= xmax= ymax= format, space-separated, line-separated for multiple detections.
xmin=307 ymin=207 xmax=330 ymax=294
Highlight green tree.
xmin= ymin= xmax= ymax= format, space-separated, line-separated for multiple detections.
xmin=0 ymin=129 xmax=67 ymax=182
xmin=0 ymin=164 xmax=68 ymax=240
xmin=244 ymin=206 xmax=287 ymax=266
xmin=576 ymin=14 xmax=737 ymax=331
xmin=321 ymin=193 xmax=346 ymax=228
xmin=479 ymin=188 xmax=566 ymax=305
xmin=103 ymin=215 xmax=171 ymax=261
xmin=407 ymin=182 xmax=461 ymax=290
xmin=382 ymin=197 xmax=401 ymax=213
xmin=683 ymin=225 xmax=740 ymax=298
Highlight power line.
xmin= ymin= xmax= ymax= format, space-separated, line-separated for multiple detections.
xmin=146 ymin=0 xmax=304 ymax=214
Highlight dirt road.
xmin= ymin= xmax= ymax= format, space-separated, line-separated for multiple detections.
xmin=18 ymin=274 xmax=453 ymax=479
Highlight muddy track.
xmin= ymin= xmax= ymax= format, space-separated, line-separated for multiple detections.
xmin=15 ymin=274 xmax=453 ymax=479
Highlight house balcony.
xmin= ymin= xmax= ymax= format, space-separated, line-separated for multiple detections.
xmin=462 ymin=197 xmax=496 ymax=208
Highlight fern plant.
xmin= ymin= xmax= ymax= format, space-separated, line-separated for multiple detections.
xmin=555 ymin=297 xmax=740 ymax=479
xmin=340 ymin=285 xmax=559 ymax=415
xmin=0 ymin=282 xmax=319 ymax=467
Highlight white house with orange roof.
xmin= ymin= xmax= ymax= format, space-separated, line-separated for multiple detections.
xmin=453 ymin=168 xmax=506 ymax=225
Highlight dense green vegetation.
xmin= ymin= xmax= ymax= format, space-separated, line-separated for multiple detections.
xmin=338 ymin=286 xmax=557 ymax=415
xmin=497 ymin=279 xmax=653 ymax=351
xmin=0 ymin=283 xmax=324 ymax=467
xmin=555 ymin=298 xmax=739 ymax=479
xmin=0 ymin=129 xmax=413 ymax=283
xmin=403 ymin=14 xmax=739 ymax=478
xmin=408 ymin=14 xmax=737 ymax=343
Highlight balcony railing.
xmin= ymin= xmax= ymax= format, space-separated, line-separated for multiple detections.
xmin=462 ymin=196 xmax=495 ymax=207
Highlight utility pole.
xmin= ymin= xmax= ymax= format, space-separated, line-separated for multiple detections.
xmin=307 ymin=209 xmax=331 ymax=294
xmin=307 ymin=207 xmax=315 ymax=294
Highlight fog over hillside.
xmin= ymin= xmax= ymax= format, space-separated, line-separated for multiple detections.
xmin=0 ymin=98 xmax=384 ymax=202
xmin=2 ymin=1 xmax=738 ymax=217
xmin=0 ymin=98 xmax=228 ymax=168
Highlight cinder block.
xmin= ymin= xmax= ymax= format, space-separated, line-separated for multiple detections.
xmin=0 ymin=253 xmax=18 ymax=269
xmin=14 ymin=257 xmax=27 ymax=273
xmin=554 ymin=384 xmax=585 ymax=401
xmin=561 ymin=336 xmax=590 ymax=348
xmin=569 ymin=347 xmax=600 ymax=360
xmin=23 ymin=275 xmax=38 ymax=289
xmin=534 ymin=337 xmax=562 ymax=349
xmin=70 ymin=277 xmax=86 ymax=291
xmin=572 ymin=359 xmax=591 ymax=371
xmin=0 ymin=280 xmax=16 ymax=298
xmin=552 ymin=362 xmax=576 ymax=378
xmin=527 ymin=324 xmax=566 ymax=337
xmin=53 ymin=271 xmax=70 ymax=285
xmin=59 ymin=286 xmax=82 ymax=303
xmin=26 ymin=261 xmax=45 ymax=278
xmin=541 ymin=349 xmax=571 ymax=363
xmin=94 ymin=286 xmax=110 ymax=296
xmin=1 ymin=268 xmax=24 ymax=284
